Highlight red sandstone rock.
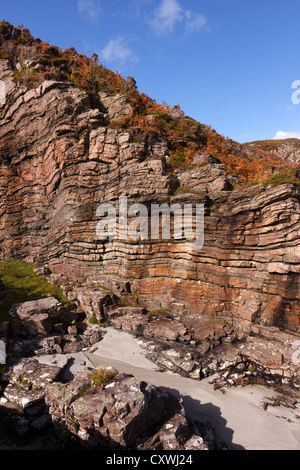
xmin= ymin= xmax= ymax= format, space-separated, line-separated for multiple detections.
xmin=143 ymin=318 xmax=189 ymax=342
xmin=76 ymin=287 xmax=114 ymax=321
xmin=0 ymin=57 xmax=300 ymax=333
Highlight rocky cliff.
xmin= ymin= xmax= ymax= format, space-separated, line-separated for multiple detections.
xmin=248 ymin=138 xmax=300 ymax=164
xmin=0 ymin=22 xmax=300 ymax=335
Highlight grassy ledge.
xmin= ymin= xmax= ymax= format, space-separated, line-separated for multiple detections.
xmin=0 ymin=258 xmax=70 ymax=322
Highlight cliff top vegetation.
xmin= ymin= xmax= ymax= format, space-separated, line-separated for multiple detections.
xmin=1 ymin=20 xmax=300 ymax=187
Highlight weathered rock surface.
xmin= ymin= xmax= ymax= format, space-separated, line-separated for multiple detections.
xmin=0 ymin=358 xmax=66 ymax=440
xmin=248 ymin=138 xmax=300 ymax=164
xmin=4 ymin=296 xmax=103 ymax=358
xmin=0 ymin=282 xmax=298 ymax=449
xmin=75 ymin=287 xmax=115 ymax=322
xmin=3 ymin=275 xmax=299 ymax=392
xmin=10 ymin=297 xmax=70 ymax=337
xmin=0 ymin=58 xmax=300 ymax=333
xmin=0 ymin=357 xmax=221 ymax=450
xmin=44 ymin=368 xmax=221 ymax=450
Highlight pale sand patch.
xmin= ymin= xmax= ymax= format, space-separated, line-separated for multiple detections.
xmin=87 ymin=327 xmax=158 ymax=370
xmin=84 ymin=327 xmax=300 ymax=451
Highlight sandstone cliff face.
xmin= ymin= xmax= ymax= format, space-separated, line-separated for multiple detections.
xmin=1 ymin=58 xmax=300 ymax=332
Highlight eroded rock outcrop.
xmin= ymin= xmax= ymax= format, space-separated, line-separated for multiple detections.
xmin=3 ymin=295 xmax=103 ymax=358
xmin=2 ymin=266 xmax=299 ymax=393
xmin=0 ymin=55 xmax=300 ymax=334
xmin=0 ymin=358 xmax=221 ymax=450
xmin=44 ymin=367 xmax=221 ymax=450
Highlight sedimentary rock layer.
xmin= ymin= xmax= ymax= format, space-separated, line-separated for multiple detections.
xmin=0 ymin=59 xmax=300 ymax=331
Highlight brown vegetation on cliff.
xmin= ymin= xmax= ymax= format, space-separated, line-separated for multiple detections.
xmin=1 ymin=20 xmax=300 ymax=186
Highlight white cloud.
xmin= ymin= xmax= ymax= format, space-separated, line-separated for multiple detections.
xmin=148 ymin=0 xmax=208 ymax=35
xmin=184 ymin=10 xmax=208 ymax=33
xmin=273 ymin=131 xmax=300 ymax=140
xmin=150 ymin=0 xmax=183 ymax=34
xmin=78 ymin=0 xmax=101 ymax=23
xmin=100 ymin=37 xmax=138 ymax=67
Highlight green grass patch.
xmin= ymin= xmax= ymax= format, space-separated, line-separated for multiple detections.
xmin=88 ymin=315 xmax=98 ymax=324
xmin=92 ymin=368 xmax=118 ymax=387
xmin=148 ymin=307 xmax=167 ymax=315
xmin=94 ymin=283 xmax=109 ymax=291
xmin=173 ymin=186 xmax=204 ymax=196
xmin=0 ymin=258 xmax=70 ymax=322
xmin=261 ymin=169 xmax=300 ymax=187
xmin=117 ymin=298 xmax=131 ymax=307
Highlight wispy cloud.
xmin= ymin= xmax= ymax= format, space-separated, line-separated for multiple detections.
xmin=149 ymin=0 xmax=183 ymax=34
xmin=78 ymin=0 xmax=101 ymax=23
xmin=100 ymin=37 xmax=138 ymax=67
xmin=273 ymin=131 xmax=300 ymax=140
xmin=148 ymin=0 xmax=208 ymax=35
xmin=184 ymin=10 xmax=209 ymax=33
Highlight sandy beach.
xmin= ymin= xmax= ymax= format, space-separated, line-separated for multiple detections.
xmin=81 ymin=327 xmax=300 ymax=451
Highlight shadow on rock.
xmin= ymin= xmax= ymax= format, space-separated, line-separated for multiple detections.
xmin=157 ymin=385 xmax=245 ymax=450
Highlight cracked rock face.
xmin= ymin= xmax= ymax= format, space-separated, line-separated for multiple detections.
xmin=0 ymin=59 xmax=300 ymax=331
xmin=42 ymin=368 xmax=219 ymax=450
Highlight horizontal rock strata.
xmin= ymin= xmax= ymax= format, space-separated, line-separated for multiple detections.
xmin=1 ymin=270 xmax=299 ymax=393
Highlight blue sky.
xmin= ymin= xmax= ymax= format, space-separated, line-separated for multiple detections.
xmin=1 ymin=0 xmax=300 ymax=143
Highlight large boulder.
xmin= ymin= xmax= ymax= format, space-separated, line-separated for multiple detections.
xmin=143 ymin=317 xmax=190 ymax=342
xmin=43 ymin=367 xmax=220 ymax=450
xmin=9 ymin=297 xmax=66 ymax=336
xmin=0 ymin=358 xmax=67 ymax=437
xmin=44 ymin=368 xmax=164 ymax=448
xmin=76 ymin=287 xmax=115 ymax=322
